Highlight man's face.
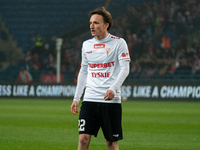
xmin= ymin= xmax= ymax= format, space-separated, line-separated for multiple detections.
xmin=90 ymin=14 xmax=108 ymax=39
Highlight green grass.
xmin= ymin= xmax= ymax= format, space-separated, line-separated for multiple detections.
xmin=0 ymin=99 xmax=200 ymax=150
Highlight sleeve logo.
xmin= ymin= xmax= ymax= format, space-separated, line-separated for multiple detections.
xmin=122 ymin=53 xmax=129 ymax=57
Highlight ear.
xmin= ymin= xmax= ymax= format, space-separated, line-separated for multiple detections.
xmin=104 ymin=23 xmax=109 ymax=30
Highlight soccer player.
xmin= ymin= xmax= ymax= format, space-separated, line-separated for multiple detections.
xmin=71 ymin=7 xmax=130 ymax=150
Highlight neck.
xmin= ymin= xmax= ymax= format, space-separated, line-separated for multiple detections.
xmin=95 ymin=32 xmax=108 ymax=40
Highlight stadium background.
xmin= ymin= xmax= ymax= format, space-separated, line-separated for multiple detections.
xmin=0 ymin=0 xmax=200 ymax=100
xmin=0 ymin=1 xmax=200 ymax=150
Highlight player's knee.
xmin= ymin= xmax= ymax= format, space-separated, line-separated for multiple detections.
xmin=106 ymin=140 xmax=119 ymax=150
xmin=79 ymin=135 xmax=90 ymax=146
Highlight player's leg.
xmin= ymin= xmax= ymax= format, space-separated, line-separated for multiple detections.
xmin=78 ymin=102 xmax=101 ymax=150
xmin=101 ymin=103 xmax=123 ymax=149
xmin=106 ymin=140 xmax=119 ymax=150
xmin=78 ymin=134 xmax=92 ymax=150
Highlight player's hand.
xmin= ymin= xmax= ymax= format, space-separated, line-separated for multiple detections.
xmin=104 ymin=90 xmax=115 ymax=101
xmin=71 ymin=101 xmax=79 ymax=115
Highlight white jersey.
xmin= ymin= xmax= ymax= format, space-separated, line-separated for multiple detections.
xmin=81 ymin=34 xmax=130 ymax=103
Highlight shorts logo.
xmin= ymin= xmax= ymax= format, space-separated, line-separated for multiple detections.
xmin=94 ymin=44 xmax=105 ymax=49
xmin=105 ymin=48 xmax=110 ymax=56
xmin=113 ymin=134 xmax=119 ymax=137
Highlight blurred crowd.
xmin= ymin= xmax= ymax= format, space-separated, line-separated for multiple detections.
xmin=110 ymin=0 xmax=200 ymax=78
xmin=23 ymin=0 xmax=200 ymax=81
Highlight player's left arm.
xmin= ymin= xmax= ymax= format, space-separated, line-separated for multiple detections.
xmin=104 ymin=39 xmax=130 ymax=100
xmin=104 ymin=61 xmax=130 ymax=100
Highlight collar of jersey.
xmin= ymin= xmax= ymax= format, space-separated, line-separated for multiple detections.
xmin=93 ymin=33 xmax=110 ymax=42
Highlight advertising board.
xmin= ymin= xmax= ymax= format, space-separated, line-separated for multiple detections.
xmin=0 ymin=82 xmax=199 ymax=101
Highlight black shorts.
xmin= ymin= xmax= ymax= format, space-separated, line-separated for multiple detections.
xmin=78 ymin=101 xmax=123 ymax=141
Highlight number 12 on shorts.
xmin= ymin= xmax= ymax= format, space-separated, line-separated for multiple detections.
xmin=78 ymin=119 xmax=86 ymax=131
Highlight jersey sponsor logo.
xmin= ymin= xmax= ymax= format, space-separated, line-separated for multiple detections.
xmin=91 ymin=72 xmax=110 ymax=78
xmin=88 ymin=61 xmax=114 ymax=68
xmin=121 ymin=53 xmax=129 ymax=57
xmin=105 ymin=48 xmax=110 ymax=56
xmin=94 ymin=44 xmax=105 ymax=49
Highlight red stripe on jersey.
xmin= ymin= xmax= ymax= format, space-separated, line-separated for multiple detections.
xmin=119 ymin=58 xmax=130 ymax=61
xmin=81 ymin=64 xmax=88 ymax=66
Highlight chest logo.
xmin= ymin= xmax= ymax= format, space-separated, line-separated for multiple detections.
xmin=94 ymin=44 xmax=105 ymax=49
xmin=105 ymin=48 xmax=110 ymax=56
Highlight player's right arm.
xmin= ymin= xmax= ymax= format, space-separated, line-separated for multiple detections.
xmin=71 ymin=100 xmax=79 ymax=115
xmin=73 ymin=65 xmax=88 ymax=101
xmin=71 ymin=64 xmax=88 ymax=114
xmin=71 ymin=42 xmax=88 ymax=114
